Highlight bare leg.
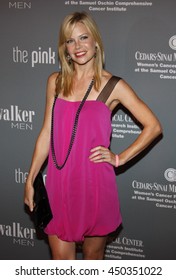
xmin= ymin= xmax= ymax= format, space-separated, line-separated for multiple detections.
xmin=83 ymin=236 xmax=107 ymax=260
xmin=48 ymin=235 xmax=76 ymax=260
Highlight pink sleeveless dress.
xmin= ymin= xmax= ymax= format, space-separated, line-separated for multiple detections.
xmin=44 ymin=77 xmax=122 ymax=242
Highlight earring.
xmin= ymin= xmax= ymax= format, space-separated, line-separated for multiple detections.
xmin=66 ymin=54 xmax=72 ymax=64
xmin=94 ymin=46 xmax=98 ymax=58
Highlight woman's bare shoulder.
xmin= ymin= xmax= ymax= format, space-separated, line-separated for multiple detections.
xmin=101 ymin=70 xmax=122 ymax=84
xmin=48 ymin=72 xmax=60 ymax=84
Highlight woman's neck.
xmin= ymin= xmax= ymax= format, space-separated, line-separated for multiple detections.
xmin=73 ymin=63 xmax=94 ymax=81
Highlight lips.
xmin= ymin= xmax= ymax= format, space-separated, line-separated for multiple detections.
xmin=75 ymin=51 xmax=86 ymax=57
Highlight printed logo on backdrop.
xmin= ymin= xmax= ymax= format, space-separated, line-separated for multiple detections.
xmin=65 ymin=1 xmax=153 ymax=12
xmin=15 ymin=167 xmax=47 ymax=184
xmin=169 ymin=35 xmax=176 ymax=51
xmin=131 ymin=168 xmax=176 ymax=210
xmin=0 ymin=104 xmax=35 ymax=130
xmin=134 ymin=35 xmax=176 ymax=80
xmin=105 ymin=236 xmax=145 ymax=260
xmin=12 ymin=46 xmax=57 ymax=68
xmin=9 ymin=1 xmax=32 ymax=9
xmin=111 ymin=112 xmax=141 ymax=139
xmin=0 ymin=222 xmax=36 ymax=247
xmin=164 ymin=168 xmax=176 ymax=182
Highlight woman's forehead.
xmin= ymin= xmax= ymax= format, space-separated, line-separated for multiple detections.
xmin=71 ymin=22 xmax=89 ymax=35
xmin=65 ymin=21 xmax=90 ymax=38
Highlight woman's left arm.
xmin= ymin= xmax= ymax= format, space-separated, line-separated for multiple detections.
xmin=114 ymin=79 xmax=162 ymax=165
xmin=89 ymin=79 xmax=162 ymax=166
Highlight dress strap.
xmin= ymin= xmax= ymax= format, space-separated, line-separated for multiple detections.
xmin=96 ymin=76 xmax=121 ymax=103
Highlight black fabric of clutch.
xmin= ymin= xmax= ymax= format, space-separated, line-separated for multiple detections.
xmin=33 ymin=172 xmax=53 ymax=230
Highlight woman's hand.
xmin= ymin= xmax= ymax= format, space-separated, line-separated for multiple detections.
xmin=89 ymin=146 xmax=118 ymax=167
xmin=24 ymin=181 xmax=35 ymax=212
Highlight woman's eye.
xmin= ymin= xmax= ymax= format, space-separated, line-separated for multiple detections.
xmin=66 ymin=39 xmax=74 ymax=44
xmin=80 ymin=35 xmax=88 ymax=40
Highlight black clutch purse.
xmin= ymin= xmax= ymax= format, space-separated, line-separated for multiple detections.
xmin=33 ymin=172 xmax=53 ymax=230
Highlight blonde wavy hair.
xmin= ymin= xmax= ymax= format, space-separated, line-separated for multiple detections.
xmin=56 ymin=11 xmax=105 ymax=97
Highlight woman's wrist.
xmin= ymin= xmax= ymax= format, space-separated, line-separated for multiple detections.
xmin=115 ymin=154 xmax=119 ymax=167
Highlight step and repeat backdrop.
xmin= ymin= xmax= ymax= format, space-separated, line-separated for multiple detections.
xmin=0 ymin=0 xmax=176 ymax=260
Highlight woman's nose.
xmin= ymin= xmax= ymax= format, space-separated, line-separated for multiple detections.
xmin=75 ymin=39 xmax=81 ymax=49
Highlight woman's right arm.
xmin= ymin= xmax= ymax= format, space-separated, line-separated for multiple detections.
xmin=24 ymin=72 xmax=58 ymax=212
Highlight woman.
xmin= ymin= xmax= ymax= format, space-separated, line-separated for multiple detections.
xmin=24 ymin=12 xmax=162 ymax=260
